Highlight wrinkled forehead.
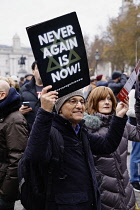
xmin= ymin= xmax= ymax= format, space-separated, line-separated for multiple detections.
xmin=69 ymin=96 xmax=85 ymax=100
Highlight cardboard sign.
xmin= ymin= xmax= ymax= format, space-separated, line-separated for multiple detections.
xmin=26 ymin=12 xmax=90 ymax=97
xmin=117 ymin=60 xmax=140 ymax=101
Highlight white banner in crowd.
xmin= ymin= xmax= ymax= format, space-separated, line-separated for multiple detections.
xmin=117 ymin=60 xmax=140 ymax=101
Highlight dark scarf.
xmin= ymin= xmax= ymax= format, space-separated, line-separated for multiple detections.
xmin=0 ymin=87 xmax=21 ymax=119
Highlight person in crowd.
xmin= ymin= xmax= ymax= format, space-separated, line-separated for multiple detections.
xmin=0 ymin=76 xmax=15 ymax=88
xmin=123 ymin=71 xmax=129 ymax=80
xmin=83 ymin=76 xmax=97 ymax=99
xmin=127 ymin=87 xmax=140 ymax=192
xmin=19 ymin=77 xmax=25 ymax=87
xmin=10 ymin=75 xmax=18 ymax=82
xmin=0 ymin=80 xmax=28 ymax=210
xmin=96 ymin=74 xmax=108 ymax=87
xmin=108 ymin=71 xmax=127 ymax=101
xmin=0 ymin=76 xmax=20 ymax=93
xmin=19 ymin=61 xmax=43 ymax=131
xmin=84 ymin=86 xmax=140 ymax=210
xmin=10 ymin=75 xmax=20 ymax=92
xmin=24 ymin=73 xmax=33 ymax=84
xmin=90 ymin=75 xmax=97 ymax=88
xmin=20 ymin=85 xmax=128 ymax=210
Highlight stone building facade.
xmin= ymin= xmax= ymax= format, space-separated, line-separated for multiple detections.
xmin=0 ymin=34 xmax=34 ymax=78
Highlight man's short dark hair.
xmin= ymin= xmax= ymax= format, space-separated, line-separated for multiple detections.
xmin=20 ymin=77 xmax=24 ymax=81
xmin=112 ymin=71 xmax=122 ymax=80
xmin=31 ymin=61 xmax=37 ymax=70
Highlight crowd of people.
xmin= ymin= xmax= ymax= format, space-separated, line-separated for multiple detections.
xmin=0 ymin=62 xmax=140 ymax=210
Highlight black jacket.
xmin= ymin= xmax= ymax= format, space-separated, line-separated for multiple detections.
xmin=84 ymin=111 xmax=139 ymax=210
xmin=23 ymin=108 xmax=127 ymax=210
xmin=108 ymin=74 xmax=127 ymax=99
xmin=20 ymin=77 xmax=41 ymax=131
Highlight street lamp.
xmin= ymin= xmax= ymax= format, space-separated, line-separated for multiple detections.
xmin=94 ymin=49 xmax=100 ymax=76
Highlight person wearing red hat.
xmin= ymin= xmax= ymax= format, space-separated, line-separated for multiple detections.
xmin=96 ymin=75 xmax=108 ymax=87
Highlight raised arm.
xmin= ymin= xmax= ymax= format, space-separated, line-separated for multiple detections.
xmin=89 ymin=98 xmax=129 ymax=155
xmin=24 ymin=86 xmax=58 ymax=162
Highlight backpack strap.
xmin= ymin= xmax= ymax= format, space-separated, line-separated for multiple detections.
xmin=50 ymin=127 xmax=64 ymax=164
xmin=46 ymin=127 xmax=64 ymax=200
xmin=18 ymin=126 xmax=64 ymax=209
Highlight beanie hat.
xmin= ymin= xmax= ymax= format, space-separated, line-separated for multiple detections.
xmin=11 ymin=75 xmax=18 ymax=82
xmin=55 ymin=90 xmax=84 ymax=113
xmin=25 ymin=73 xmax=33 ymax=78
xmin=96 ymin=75 xmax=103 ymax=81
xmin=112 ymin=71 xmax=122 ymax=80
xmin=90 ymin=76 xmax=96 ymax=82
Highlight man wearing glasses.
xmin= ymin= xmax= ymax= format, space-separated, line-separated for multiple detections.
xmin=20 ymin=85 xmax=128 ymax=210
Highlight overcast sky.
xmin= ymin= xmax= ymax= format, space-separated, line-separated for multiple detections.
xmin=0 ymin=0 xmax=123 ymax=47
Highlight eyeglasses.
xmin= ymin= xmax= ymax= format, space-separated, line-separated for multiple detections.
xmin=67 ymin=98 xmax=86 ymax=106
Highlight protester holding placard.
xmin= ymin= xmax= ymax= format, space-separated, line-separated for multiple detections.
xmin=84 ymin=86 xmax=140 ymax=210
xmin=18 ymin=85 xmax=129 ymax=210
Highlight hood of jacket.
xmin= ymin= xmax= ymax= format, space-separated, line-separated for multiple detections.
xmin=0 ymin=87 xmax=21 ymax=119
xmin=84 ymin=112 xmax=112 ymax=132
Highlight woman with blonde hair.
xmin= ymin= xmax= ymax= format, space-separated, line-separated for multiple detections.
xmin=0 ymin=76 xmax=15 ymax=87
xmin=84 ymin=86 xmax=140 ymax=210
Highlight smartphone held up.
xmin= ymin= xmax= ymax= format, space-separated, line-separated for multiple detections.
xmin=22 ymin=102 xmax=30 ymax=108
